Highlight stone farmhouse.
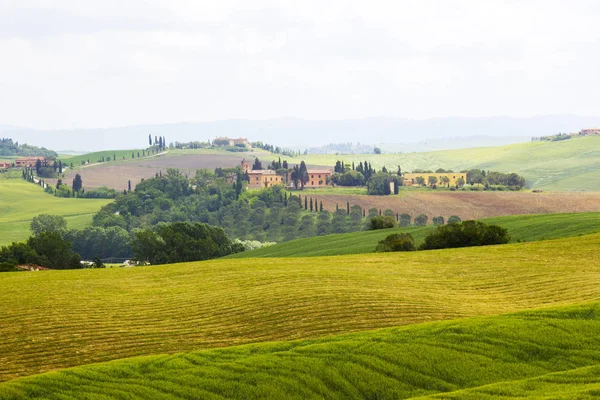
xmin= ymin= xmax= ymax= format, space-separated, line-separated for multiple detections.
xmin=581 ymin=128 xmax=600 ymax=135
xmin=403 ymin=172 xmax=467 ymax=187
xmin=241 ymin=159 xmax=333 ymax=189
xmin=15 ymin=156 xmax=46 ymax=167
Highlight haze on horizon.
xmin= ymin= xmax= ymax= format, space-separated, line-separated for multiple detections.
xmin=1 ymin=0 xmax=600 ymax=131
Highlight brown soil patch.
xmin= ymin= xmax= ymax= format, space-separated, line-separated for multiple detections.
xmin=57 ymin=153 xmax=248 ymax=190
xmin=308 ymin=191 xmax=600 ymax=220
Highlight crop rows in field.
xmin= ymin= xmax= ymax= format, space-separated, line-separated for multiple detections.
xmin=3 ymin=303 xmax=600 ymax=399
xmin=1 ymin=233 xmax=600 ymax=382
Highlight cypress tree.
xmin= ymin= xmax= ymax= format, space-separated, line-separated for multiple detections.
xmin=346 ymin=201 xmax=350 ymax=215
xmin=304 ymin=196 xmax=308 ymax=210
xmin=336 ymin=203 xmax=339 ymax=211
xmin=320 ymin=201 xmax=323 ymax=212
xmin=128 ymin=180 xmax=132 ymax=192
xmin=309 ymin=197 xmax=313 ymax=212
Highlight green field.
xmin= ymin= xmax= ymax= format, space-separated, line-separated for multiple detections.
xmin=59 ymin=149 xmax=153 ymax=168
xmin=293 ymin=136 xmax=600 ymax=191
xmin=0 ymin=180 xmax=111 ymax=245
xmin=3 ymin=302 xmax=600 ymax=399
xmin=231 ymin=212 xmax=600 ymax=258
xmin=1 ymin=233 xmax=600 ymax=383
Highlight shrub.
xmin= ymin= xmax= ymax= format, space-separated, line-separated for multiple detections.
xmin=399 ymin=213 xmax=411 ymax=227
xmin=432 ymin=216 xmax=444 ymax=226
xmin=414 ymin=214 xmax=428 ymax=226
xmin=376 ymin=233 xmax=416 ymax=252
xmin=0 ymin=262 xmax=19 ymax=272
xmin=447 ymin=215 xmax=462 ymax=224
xmin=420 ymin=220 xmax=510 ymax=250
xmin=369 ymin=216 xmax=397 ymax=230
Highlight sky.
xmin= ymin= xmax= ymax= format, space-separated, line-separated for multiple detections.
xmin=1 ymin=0 xmax=599 ymax=130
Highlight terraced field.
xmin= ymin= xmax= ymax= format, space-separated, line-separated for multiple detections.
xmin=1 ymin=233 xmax=600 ymax=384
xmin=0 ymin=179 xmax=111 ymax=245
xmin=231 ymin=212 xmax=600 ymax=258
xmin=2 ymin=303 xmax=600 ymax=399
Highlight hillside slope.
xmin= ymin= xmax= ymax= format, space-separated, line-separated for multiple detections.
xmin=231 ymin=212 xmax=600 ymax=258
xmin=0 ymin=180 xmax=111 ymax=245
xmin=298 ymin=136 xmax=600 ymax=191
xmin=1 ymin=233 xmax=600 ymax=381
xmin=2 ymin=303 xmax=600 ymax=399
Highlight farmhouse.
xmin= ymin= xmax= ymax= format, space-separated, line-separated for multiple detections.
xmin=304 ymin=169 xmax=332 ymax=188
xmin=0 ymin=161 xmax=11 ymax=169
xmin=214 ymin=137 xmax=250 ymax=147
xmin=403 ymin=172 xmax=467 ymax=187
xmin=581 ymin=128 xmax=600 ymax=135
xmin=15 ymin=156 xmax=46 ymax=167
xmin=247 ymin=170 xmax=283 ymax=188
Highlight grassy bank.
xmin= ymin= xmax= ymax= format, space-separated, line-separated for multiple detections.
xmin=0 ymin=179 xmax=110 ymax=245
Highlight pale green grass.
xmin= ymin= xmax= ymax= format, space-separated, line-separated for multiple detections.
xmin=2 ymin=303 xmax=600 ymax=399
xmin=1 ymin=233 xmax=600 ymax=382
xmin=231 ymin=212 xmax=600 ymax=258
xmin=293 ymin=136 xmax=600 ymax=191
xmin=0 ymin=180 xmax=110 ymax=245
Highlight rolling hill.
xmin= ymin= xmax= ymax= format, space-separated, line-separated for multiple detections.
xmin=2 ymin=303 xmax=600 ymax=399
xmin=230 ymin=212 xmax=600 ymax=258
xmin=296 ymin=135 xmax=600 ymax=191
xmin=0 ymin=179 xmax=111 ymax=246
xmin=1 ymin=233 xmax=600 ymax=382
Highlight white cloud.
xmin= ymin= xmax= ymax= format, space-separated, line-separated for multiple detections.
xmin=0 ymin=0 xmax=599 ymax=128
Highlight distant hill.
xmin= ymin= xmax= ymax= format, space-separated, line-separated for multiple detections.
xmin=3 ymin=115 xmax=600 ymax=152
xmin=0 ymin=138 xmax=58 ymax=158
xmin=297 ymin=135 xmax=600 ymax=191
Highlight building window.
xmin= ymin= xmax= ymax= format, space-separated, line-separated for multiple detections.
xmin=319 ymin=175 xmax=321 ymax=178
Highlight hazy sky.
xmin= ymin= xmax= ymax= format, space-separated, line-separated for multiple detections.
xmin=1 ymin=0 xmax=599 ymax=129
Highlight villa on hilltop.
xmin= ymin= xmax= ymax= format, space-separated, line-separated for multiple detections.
xmin=240 ymin=159 xmax=333 ymax=189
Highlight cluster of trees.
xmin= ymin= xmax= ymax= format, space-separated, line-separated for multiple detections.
xmin=376 ymin=220 xmax=510 ymax=253
xmin=0 ymin=138 xmax=58 ymax=158
xmin=89 ymin=168 xmax=447 ymax=256
xmin=532 ymin=133 xmax=572 ymax=142
xmin=0 ymin=214 xmax=243 ymax=270
xmin=464 ymin=169 xmax=526 ymax=190
xmin=0 ymin=231 xmax=81 ymax=270
xmin=369 ymin=213 xmax=460 ymax=230
xmin=251 ymin=142 xmax=298 ymax=157
xmin=149 ymin=134 xmax=168 ymax=150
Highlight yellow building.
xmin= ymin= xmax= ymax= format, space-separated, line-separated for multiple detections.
xmin=403 ymin=172 xmax=467 ymax=187
xmin=247 ymin=170 xmax=282 ymax=188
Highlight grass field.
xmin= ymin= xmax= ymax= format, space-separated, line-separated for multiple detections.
xmin=0 ymin=180 xmax=110 ymax=245
xmin=2 ymin=303 xmax=600 ymax=399
xmin=231 ymin=212 xmax=600 ymax=258
xmin=1 ymin=233 xmax=600 ymax=382
xmin=293 ymin=136 xmax=600 ymax=191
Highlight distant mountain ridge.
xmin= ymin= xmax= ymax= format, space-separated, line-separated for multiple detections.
xmin=2 ymin=115 xmax=599 ymax=152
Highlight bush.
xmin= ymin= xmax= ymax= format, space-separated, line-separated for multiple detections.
xmin=432 ymin=216 xmax=444 ymax=226
xmin=376 ymin=233 xmax=416 ymax=252
xmin=369 ymin=216 xmax=397 ymax=230
xmin=420 ymin=220 xmax=510 ymax=250
xmin=399 ymin=213 xmax=411 ymax=227
xmin=414 ymin=214 xmax=428 ymax=226
xmin=447 ymin=215 xmax=462 ymax=224
xmin=0 ymin=262 xmax=19 ymax=272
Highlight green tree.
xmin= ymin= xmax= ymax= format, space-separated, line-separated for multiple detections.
xmin=369 ymin=216 xmax=397 ymax=230
xmin=317 ymin=210 xmax=331 ymax=236
xmin=448 ymin=215 xmax=462 ymax=224
xmin=27 ymin=232 xmax=82 ymax=270
xmin=30 ymin=214 xmax=67 ymax=236
xmin=399 ymin=213 xmax=411 ymax=227
xmin=331 ymin=209 xmax=348 ymax=234
xmin=415 ymin=176 xmax=426 ymax=186
xmin=72 ymin=174 xmax=83 ymax=192
xmin=414 ymin=214 xmax=428 ymax=226
xmin=428 ymin=176 xmax=438 ymax=187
